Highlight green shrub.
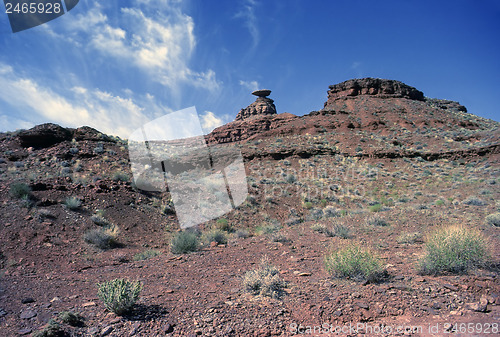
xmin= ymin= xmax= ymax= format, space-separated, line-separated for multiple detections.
xmin=10 ymin=182 xmax=30 ymax=199
xmin=418 ymin=225 xmax=489 ymax=275
xmin=303 ymin=202 xmax=313 ymax=209
xmin=202 ymin=229 xmax=227 ymax=245
xmin=215 ymin=218 xmax=232 ymax=232
xmin=32 ymin=319 xmax=65 ymax=337
xmin=59 ymin=311 xmax=84 ymax=327
xmin=324 ymin=243 xmax=384 ymax=282
xmin=84 ymin=227 xmax=118 ymax=250
xmin=112 ymin=171 xmax=130 ymax=182
xmin=133 ymin=249 xmax=161 ymax=261
xmin=243 ymin=257 xmax=287 ymax=299
xmin=97 ymin=279 xmax=142 ymax=315
xmin=435 ymin=199 xmax=445 ymax=206
xmin=485 ymin=212 xmax=500 ymax=227
xmin=64 ymin=197 xmax=81 ymax=210
xmin=369 ymin=203 xmax=382 ymax=212
xmin=170 ymin=230 xmax=200 ymax=254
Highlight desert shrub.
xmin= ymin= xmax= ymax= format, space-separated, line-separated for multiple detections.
xmin=84 ymin=227 xmax=118 ymax=250
xmin=366 ymin=216 xmax=388 ymax=226
xmin=235 ymin=229 xmax=250 ymax=238
xmin=170 ymin=230 xmax=200 ymax=254
xmin=64 ymin=197 xmax=81 ymax=210
xmin=485 ymin=213 xmax=500 ymax=227
xmin=133 ymin=249 xmax=161 ymax=261
xmin=368 ymin=203 xmax=382 ymax=212
xmin=271 ymin=233 xmax=290 ymax=243
xmin=418 ymin=225 xmax=489 ymax=275
xmin=112 ymin=171 xmax=130 ymax=182
xmin=333 ymin=223 xmax=351 ymax=239
xmin=97 ymin=279 xmax=142 ymax=315
xmin=243 ymin=257 xmax=287 ymax=299
xmin=303 ymin=202 xmax=313 ymax=209
xmin=215 ymin=218 xmax=232 ymax=232
xmin=254 ymin=223 xmax=280 ymax=236
xmin=462 ymin=196 xmax=486 ymax=206
xmin=397 ymin=232 xmax=422 ymax=244
xmin=59 ymin=311 xmax=84 ymax=327
xmin=202 ymin=229 xmax=227 ymax=245
xmin=32 ymin=319 xmax=66 ymax=337
xmin=10 ymin=182 xmax=30 ymax=199
xmin=324 ymin=243 xmax=384 ymax=282
xmin=435 ymin=199 xmax=445 ymax=206
xmin=284 ymin=216 xmax=302 ymax=226
xmin=323 ymin=206 xmax=339 ymax=218
xmin=311 ymin=223 xmax=334 ymax=237
xmin=91 ymin=214 xmax=112 ymax=227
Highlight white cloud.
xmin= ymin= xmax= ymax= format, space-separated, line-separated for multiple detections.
xmin=56 ymin=0 xmax=219 ymax=91
xmin=235 ymin=0 xmax=260 ymax=48
xmin=0 ymin=63 xmax=154 ymax=138
xmin=239 ymin=80 xmax=260 ymax=91
xmin=200 ymin=111 xmax=230 ymax=132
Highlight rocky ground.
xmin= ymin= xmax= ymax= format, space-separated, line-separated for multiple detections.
xmin=0 ymin=78 xmax=499 ymax=336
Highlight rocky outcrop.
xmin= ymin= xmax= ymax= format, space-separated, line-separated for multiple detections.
xmin=18 ymin=123 xmax=73 ymax=148
xmin=206 ymin=113 xmax=297 ymax=144
xmin=73 ymin=126 xmax=111 ymax=142
xmin=323 ymin=78 xmax=424 ymax=110
xmin=235 ymin=89 xmax=277 ymax=121
xmin=426 ymin=98 xmax=467 ymax=113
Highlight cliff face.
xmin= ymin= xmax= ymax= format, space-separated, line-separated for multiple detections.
xmin=323 ymin=78 xmax=425 ymax=110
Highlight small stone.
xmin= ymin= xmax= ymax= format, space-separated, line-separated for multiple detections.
xmin=467 ymin=297 xmax=488 ymax=312
xmin=0 ymin=308 xmax=7 ymax=317
xmin=17 ymin=328 xmax=32 ymax=335
xmin=20 ymin=309 xmax=37 ymax=319
xmin=297 ymin=272 xmax=312 ymax=276
xmin=82 ymin=301 xmax=96 ymax=307
xmin=333 ymin=309 xmax=342 ymax=316
xmin=101 ymin=325 xmax=114 ymax=336
xmin=431 ymin=302 xmax=442 ymax=310
xmin=443 ymin=283 xmax=458 ymax=292
xmin=356 ymin=301 xmax=370 ymax=310
xmin=21 ymin=297 xmax=35 ymax=304
xmin=163 ymin=323 xmax=174 ymax=334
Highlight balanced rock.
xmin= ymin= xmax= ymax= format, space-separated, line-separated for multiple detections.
xmin=235 ymin=89 xmax=277 ymax=121
xmin=252 ymin=89 xmax=272 ymax=97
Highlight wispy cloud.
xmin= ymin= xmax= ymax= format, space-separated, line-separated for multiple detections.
xmin=239 ymin=79 xmax=260 ymax=91
xmin=52 ymin=0 xmax=220 ymax=91
xmin=235 ymin=0 xmax=260 ymax=48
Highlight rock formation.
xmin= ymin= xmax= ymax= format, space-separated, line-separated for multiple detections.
xmin=235 ymin=89 xmax=277 ymax=121
xmin=323 ymin=78 xmax=425 ymax=111
xmin=18 ymin=123 xmax=73 ymax=148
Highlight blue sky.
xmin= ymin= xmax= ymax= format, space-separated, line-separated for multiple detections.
xmin=0 ymin=0 xmax=499 ymax=138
